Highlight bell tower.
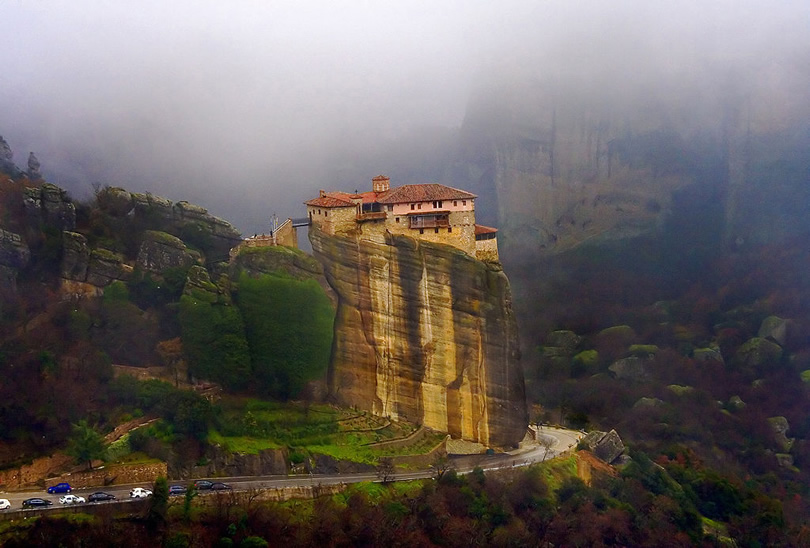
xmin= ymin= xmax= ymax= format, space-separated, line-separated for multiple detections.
xmin=372 ymin=175 xmax=390 ymax=193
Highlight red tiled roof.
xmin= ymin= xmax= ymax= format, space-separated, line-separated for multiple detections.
xmin=376 ymin=184 xmax=476 ymax=204
xmin=304 ymin=194 xmax=355 ymax=208
xmin=475 ymin=224 xmax=498 ymax=235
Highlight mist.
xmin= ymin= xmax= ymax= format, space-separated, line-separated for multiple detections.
xmin=2 ymin=1 xmax=808 ymax=235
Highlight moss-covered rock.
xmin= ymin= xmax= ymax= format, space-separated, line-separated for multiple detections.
xmin=734 ymin=337 xmax=783 ymax=369
xmin=628 ymin=344 xmax=659 ymax=357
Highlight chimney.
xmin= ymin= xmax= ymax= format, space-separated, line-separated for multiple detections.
xmin=319 ymin=189 xmax=326 ymax=197
xmin=372 ymin=175 xmax=390 ymax=193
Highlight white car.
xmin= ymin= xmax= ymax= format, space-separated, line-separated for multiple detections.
xmin=130 ymin=487 xmax=152 ymax=498
xmin=59 ymin=494 xmax=86 ymax=505
xmin=0 ymin=499 xmax=10 ymax=510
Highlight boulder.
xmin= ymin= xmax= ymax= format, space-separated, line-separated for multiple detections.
xmin=633 ymin=397 xmax=665 ymax=408
xmin=60 ymin=231 xmax=90 ymax=281
xmin=667 ymin=384 xmax=694 ymax=396
xmin=580 ymin=429 xmax=625 ymax=464
xmin=767 ymin=416 xmax=793 ymax=451
xmin=97 ymin=187 xmax=134 ymax=217
xmin=608 ymin=356 xmax=649 ymax=381
xmin=86 ymin=249 xmax=130 ymax=287
xmin=546 ymin=330 xmax=582 ymax=352
xmin=693 ymin=346 xmax=724 ymax=363
xmin=727 ymin=395 xmax=746 ymax=410
xmin=758 ymin=316 xmax=790 ymax=347
xmin=775 ymin=454 xmax=794 ymax=468
xmin=136 ymin=230 xmax=200 ymax=274
xmin=735 ymin=337 xmax=783 ymax=369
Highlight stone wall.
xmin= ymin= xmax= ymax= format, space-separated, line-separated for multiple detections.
xmin=47 ymin=461 xmax=168 ymax=488
xmin=475 ymin=237 xmax=499 ymax=263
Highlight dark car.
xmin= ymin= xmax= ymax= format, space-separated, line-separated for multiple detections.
xmin=47 ymin=482 xmax=72 ymax=494
xmin=23 ymin=498 xmax=53 ymax=508
xmin=194 ymin=480 xmax=214 ymax=490
xmin=210 ymin=482 xmax=232 ymax=491
xmin=168 ymin=485 xmax=187 ymax=496
xmin=88 ymin=492 xmax=116 ymax=503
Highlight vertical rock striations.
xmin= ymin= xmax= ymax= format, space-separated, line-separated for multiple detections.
xmin=310 ymin=226 xmax=527 ymax=448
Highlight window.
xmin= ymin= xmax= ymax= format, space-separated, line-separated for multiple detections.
xmin=419 ymin=229 xmax=424 ymax=234
xmin=453 ymin=200 xmax=458 ymax=207
xmin=395 ymin=217 xmax=400 ymax=223
xmin=438 ymin=201 xmax=442 ymax=208
xmin=418 ymin=203 xmax=422 ymax=210
xmin=411 ymin=204 xmax=415 ymax=211
xmin=387 ymin=205 xmax=393 ymax=211
xmin=448 ymin=226 xmax=452 ymax=233
xmin=434 ymin=227 xmax=439 ymax=233
xmin=324 ymin=211 xmax=328 ymax=216
xmin=462 ymin=200 xmax=466 ymax=206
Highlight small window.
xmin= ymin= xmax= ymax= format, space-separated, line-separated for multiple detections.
xmin=387 ymin=205 xmax=393 ymax=211
xmin=462 ymin=200 xmax=466 ymax=206
xmin=411 ymin=204 xmax=415 ymax=211
xmin=318 ymin=209 xmax=321 ymax=214
xmin=454 ymin=200 xmax=458 ymax=207
xmin=419 ymin=228 xmax=424 ymax=234
xmin=395 ymin=217 xmax=400 ymax=223
xmin=418 ymin=203 xmax=422 ymax=210
xmin=438 ymin=201 xmax=442 ymax=208
xmin=434 ymin=227 xmax=439 ymax=234
xmin=448 ymin=226 xmax=452 ymax=233
xmin=324 ymin=211 xmax=328 ymax=217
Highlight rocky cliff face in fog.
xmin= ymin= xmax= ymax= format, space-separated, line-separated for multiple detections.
xmin=310 ymin=226 xmax=527 ymax=448
xmin=448 ymin=74 xmax=810 ymax=259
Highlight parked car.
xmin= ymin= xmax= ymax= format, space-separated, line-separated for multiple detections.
xmin=59 ymin=494 xmax=86 ymax=505
xmin=194 ymin=480 xmax=214 ymax=490
xmin=88 ymin=492 xmax=116 ymax=503
xmin=168 ymin=485 xmax=187 ymax=496
xmin=23 ymin=498 xmax=53 ymax=508
xmin=0 ymin=499 xmax=10 ymax=510
xmin=210 ymin=482 xmax=232 ymax=491
xmin=47 ymin=482 xmax=72 ymax=494
xmin=130 ymin=487 xmax=152 ymax=498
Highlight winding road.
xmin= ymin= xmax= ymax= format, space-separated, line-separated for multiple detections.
xmin=0 ymin=426 xmax=582 ymax=514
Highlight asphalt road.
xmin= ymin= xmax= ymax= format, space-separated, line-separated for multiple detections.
xmin=0 ymin=426 xmax=582 ymax=513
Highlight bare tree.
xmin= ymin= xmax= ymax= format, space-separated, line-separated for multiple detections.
xmin=430 ymin=454 xmax=454 ymax=480
xmin=539 ymin=436 xmax=554 ymax=462
xmin=376 ymin=457 xmax=396 ymax=484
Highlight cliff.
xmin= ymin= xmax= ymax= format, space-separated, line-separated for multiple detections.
xmin=309 ymin=226 xmax=527 ymax=448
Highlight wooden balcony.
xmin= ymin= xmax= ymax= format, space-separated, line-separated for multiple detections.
xmin=356 ymin=211 xmax=387 ymax=222
xmin=409 ymin=215 xmax=449 ymax=229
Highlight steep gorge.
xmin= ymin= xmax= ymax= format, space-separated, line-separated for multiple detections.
xmin=310 ymin=226 xmax=527 ymax=448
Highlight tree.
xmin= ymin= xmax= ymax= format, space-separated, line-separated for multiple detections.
xmin=149 ymin=476 xmax=170 ymax=525
xmin=430 ymin=454 xmax=454 ymax=480
xmin=66 ymin=420 xmax=107 ymax=470
xmin=539 ymin=435 xmax=554 ymax=462
xmin=377 ymin=457 xmax=396 ymax=484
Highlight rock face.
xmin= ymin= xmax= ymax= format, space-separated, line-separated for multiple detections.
xmin=23 ymin=183 xmax=76 ymax=231
xmin=309 ymin=226 xmax=527 ymax=448
xmin=0 ymin=228 xmax=30 ymax=291
xmin=580 ymin=430 xmax=625 ymax=464
xmin=136 ymin=230 xmax=201 ymax=273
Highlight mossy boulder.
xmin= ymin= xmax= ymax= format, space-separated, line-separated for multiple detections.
xmin=667 ymin=384 xmax=694 ymax=396
xmin=734 ymin=337 xmax=783 ymax=369
xmin=136 ymin=230 xmax=201 ymax=274
xmin=694 ymin=346 xmax=724 ymax=363
xmin=546 ymin=330 xmax=582 ymax=353
xmin=608 ymin=356 xmax=649 ymax=381
xmin=800 ymin=370 xmax=810 ymax=383
xmin=628 ymin=344 xmax=659 ymax=357
xmin=758 ymin=315 xmax=790 ymax=347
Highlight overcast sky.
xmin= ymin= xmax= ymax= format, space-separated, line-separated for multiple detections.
xmin=1 ymin=1 xmax=808 ymax=233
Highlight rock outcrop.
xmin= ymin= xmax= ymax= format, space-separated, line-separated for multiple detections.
xmin=309 ymin=226 xmax=527 ymax=448
xmin=136 ymin=230 xmax=201 ymax=273
xmin=0 ymin=228 xmax=30 ymax=291
xmin=580 ymin=429 xmax=625 ymax=464
xmin=23 ymin=183 xmax=76 ymax=231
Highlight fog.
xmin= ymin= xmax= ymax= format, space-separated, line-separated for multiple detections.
xmin=1 ymin=1 xmax=808 ymax=234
